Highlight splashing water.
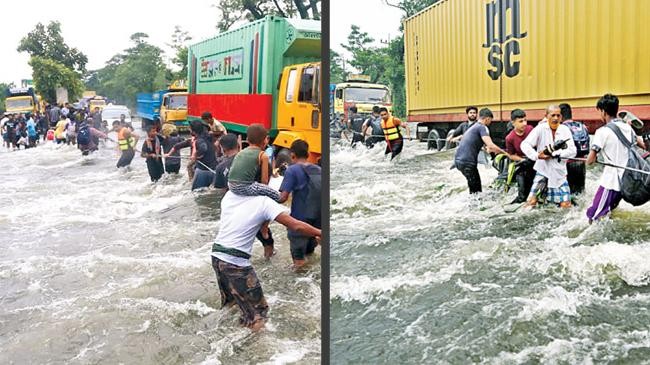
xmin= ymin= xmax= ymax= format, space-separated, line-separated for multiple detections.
xmin=330 ymin=138 xmax=650 ymax=364
xmin=0 ymin=127 xmax=320 ymax=364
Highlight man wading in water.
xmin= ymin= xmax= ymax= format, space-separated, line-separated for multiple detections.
xmin=585 ymin=93 xmax=645 ymax=222
xmin=380 ymin=107 xmax=410 ymax=160
xmin=211 ymin=189 xmax=321 ymax=330
xmin=454 ymin=108 xmax=510 ymax=194
xmin=521 ymin=105 xmax=577 ymax=208
xmin=114 ymin=120 xmax=138 ymax=169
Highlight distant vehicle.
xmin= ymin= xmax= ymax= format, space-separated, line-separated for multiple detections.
xmin=136 ymin=80 xmax=188 ymax=132
xmin=89 ymin=96 xmax=107 ymax=112
xmin=333 ymin=75 xmax=392 ymax=121
xmin=5 ymin=87 xmax=45 ymax=115
xmin=101 ymin=105 xmax=131 ymax=125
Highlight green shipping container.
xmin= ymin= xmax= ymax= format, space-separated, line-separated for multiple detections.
xmin=187 ymin=16 xmax=321 ymax=134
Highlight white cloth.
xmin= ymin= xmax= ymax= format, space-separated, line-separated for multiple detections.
xmin=521 ymin=122 xmax=577 ymax=188
xmin=212 ymin=192 xmax=288 ymax=267
xmin=592 ymin=120 xmax=635 ymax=191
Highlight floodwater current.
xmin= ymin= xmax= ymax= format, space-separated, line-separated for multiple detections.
xmin=0 ymin=124 xmax=320 ymax=364
xmin=330 ymin=138 xmax=650 ymax=364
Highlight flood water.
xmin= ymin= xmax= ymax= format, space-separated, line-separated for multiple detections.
xmin=330 ymin=138 xmax=650 ymax=364
xmin=0 ymin=124 xmax=320 ymax=364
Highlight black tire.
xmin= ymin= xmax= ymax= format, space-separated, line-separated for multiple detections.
xmin=427 ymin=129 xmax=441 ymax=151
xmin=446 ymin=129 xmax=457 ymax=150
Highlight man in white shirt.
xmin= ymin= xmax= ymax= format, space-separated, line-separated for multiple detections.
xmin=586 ymin=94 xmax=643 ymax=222
xmin=521 ymin=105 xmax=577 ymax=207
xmin=211 ymin=192 xmax=321 ymax=330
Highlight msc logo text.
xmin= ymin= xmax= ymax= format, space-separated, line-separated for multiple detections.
xmin=482 ymin=0 xmax=527 ymax=80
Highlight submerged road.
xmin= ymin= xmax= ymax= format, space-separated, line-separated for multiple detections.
xmin=0 ymin=123 xmax=321 ymax=364
xmin=330 ymin=138 xmax=650 ymax=364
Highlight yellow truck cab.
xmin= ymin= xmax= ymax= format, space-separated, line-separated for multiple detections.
xmin=89 ymin=97 xmax=107 ymax=112
xmin=275 ymin=62 xmax=321 ymax=163
xmin=159 ymin=80 xmax=188 ymax=131
xmin=5 ymin=87 xmax=44 ymax=115
xmin=334 ymin=75 xmax=392 ymax=120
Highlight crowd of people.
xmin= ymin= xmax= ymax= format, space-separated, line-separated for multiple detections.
xmin=0 ymin=102 xmax=118 ymax=151
xmin=339 ymin=105 xmax=410 ymax=160
xmin=337 ymin=93 xmax=649 ymax=224
xmin=451 ymin=93 xmax=647 ymax=223
xmin=3 ymin=104 xmax=322 ymax=331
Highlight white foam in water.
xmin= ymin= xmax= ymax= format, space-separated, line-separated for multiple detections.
xmin=119 ymin=297 xmax=216 ymax=317
xmin=523 ymin=239 xmax=650 ymax=288
xmin=515 ymin=286 xmax=586 ymax=321
xmin=135 ymin=320 xmax=151 ymax=333
xmin=332 ymin=260 xmax=465 ymax=304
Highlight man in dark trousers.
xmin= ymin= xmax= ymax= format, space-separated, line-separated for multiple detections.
xmin=347 ymin=106 xmax=365 ymax=147
xmin=278 ymin=140 xmax=321 ymax=270
xmin=454 ymin=108 xmax=510 ymax=194
xmin=560 ymin=103 xmax=590 ymax=195
xmin=505 ymin=109 xmax=535 ymax=203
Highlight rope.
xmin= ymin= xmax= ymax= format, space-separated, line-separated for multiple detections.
xmin=347 ymin=130 xmax=447 ymax=142
xmin=563 ymin=157 xmax=650 ymax=176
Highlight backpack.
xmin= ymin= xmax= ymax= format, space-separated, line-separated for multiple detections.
xmin=370 ymin=117 xmax=383 ymax=137
xmin=564 ymin=121 xmax=590 ymax=157
xmin=607 ymin=122 xmax=650 ymax=206
xmin=77 ymin=123 xmax=91 ymax=145
xmin=300 ymin=163 xmax=322 ymax=224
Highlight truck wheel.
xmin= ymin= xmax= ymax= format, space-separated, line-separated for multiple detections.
xmin=427 ymin=129 xmax=441 ymax=151
xmin=275 ymin=147 xmax=292 ymax=176
xmin=445 ymin=129 xmax=457 ymax=150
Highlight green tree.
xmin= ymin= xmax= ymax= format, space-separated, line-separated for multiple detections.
xmin=168 ymin=26 xmax=192 ymax=80
xmin=341 ymin=25 xmax=388 ymax=84
xmin=29 ymin=56 xmax=83 ymax=103
xmin=0 ymin=82 xmax=16 ymax=113
xmin=17 ymin=21 xmax=88 ymax=73
xmin=330 ymin=50 xmax=346 ymax=84
xmin=215 ymin=0 xmax=318 ymax=31
xmin=85 ymin=33 xmax=168 ymax=108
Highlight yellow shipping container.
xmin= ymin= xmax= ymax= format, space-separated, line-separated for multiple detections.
xmin=404 ymin=0 xmax=650 ymax=137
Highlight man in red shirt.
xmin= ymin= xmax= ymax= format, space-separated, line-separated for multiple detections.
xmin=505 ymin=109 xmax=535 ymax=203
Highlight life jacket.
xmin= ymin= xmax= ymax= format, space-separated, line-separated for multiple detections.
xmin=117 ymin=127 xmax=135 ymax=151
xmin=381 ymin=117 xmax=402 ymax=141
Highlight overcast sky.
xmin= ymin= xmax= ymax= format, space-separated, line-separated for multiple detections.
xmin=2 ymin=0 xmax=403 ymax=85
xmin=0 ymin=0 xmax=225 ymax=85
xmin=331 ymin=0 xmax=405 ymax=72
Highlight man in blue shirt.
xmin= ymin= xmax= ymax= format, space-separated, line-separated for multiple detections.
xmin=278 ymin=140 xmax=321 ymax=270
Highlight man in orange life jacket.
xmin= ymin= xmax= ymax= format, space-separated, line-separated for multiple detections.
xmin=113 ymin=120 xmax=138 ymax=168
xmin=379 ymin=107 xmax=410 ymax=160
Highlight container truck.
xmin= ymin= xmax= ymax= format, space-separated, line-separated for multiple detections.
xmin=136 ymin=80 xmax=189 ymax=131
xmin=187 ymin=15 xmax=321 ymax=163
xmin=404 ymin=0 xmax=650 ymax=146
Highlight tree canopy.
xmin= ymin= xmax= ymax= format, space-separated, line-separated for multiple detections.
xmin=339 ymin=0 xmax=440 ymax=117
xmin=85 ymin=33 xmax=168 ymax=108
xmin=17 ymin=21 xmax=88 ymax=73
xmin=215 ymin=0 xmax=320 ymax=31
